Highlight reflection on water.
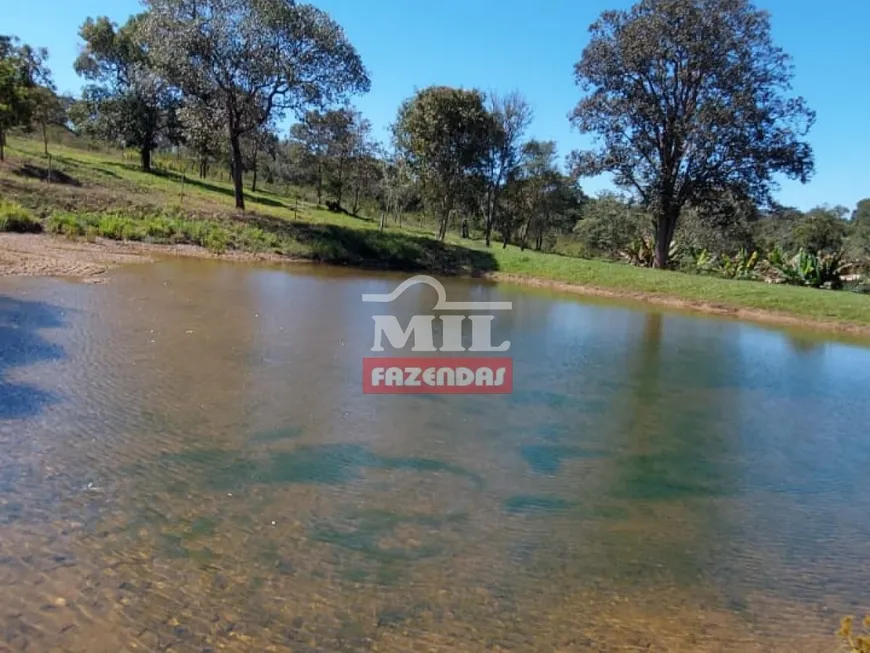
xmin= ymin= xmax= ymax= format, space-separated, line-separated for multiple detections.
xmin=1 ymin=259 xmax=869 ymax=652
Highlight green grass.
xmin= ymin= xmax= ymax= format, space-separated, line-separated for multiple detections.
xmin=0 ymin=199 xmax=42 ymax=233
xmin=2 ymin=134 xmax=870 ymax=329
xmin=486 ymin=244 xmax=870 ymax=326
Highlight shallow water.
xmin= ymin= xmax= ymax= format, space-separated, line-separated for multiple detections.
xmin=1 ymin=260 xmax=869 ymax=652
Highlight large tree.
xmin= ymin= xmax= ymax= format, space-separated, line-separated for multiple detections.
xmin=569 ymin=0 xmax=815 ymax=268
xmin=143 ymin=0 xmax=370 ymax=210
xmin=74 ymin=15 xmax=179 ymax=172
xmin=394 ymin=86 xmax=492 ymax=241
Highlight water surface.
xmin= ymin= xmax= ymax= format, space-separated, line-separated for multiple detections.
xmin=1 ymin=260 xmax=869 ymax=652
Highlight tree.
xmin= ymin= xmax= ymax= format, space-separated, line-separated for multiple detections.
xmin=75 ymin=15 xmax=180 ymax=172
xmin=290 ymin=110 xmax=333 ymax=205
xmin=178 ymin=98 xmax=225 ymax=178
xmin=394 ymin=86 xmax=492 ymax=241
xmin=143 ymin=0 xmax=370 ymax=210
xmin=480 ymin=91 xmax=532 ymax=247
xmin=347 ymin=113 xmax=374 ymax=215
xmin=0 ymin=36 xmax=49 ymax=161
xmin=852 ymin=199 xmax=870 ymax=227
xmin=319 ymin=108 xmax=367 ymax=210
xmin=794 ymin=206 xmax=848 ymax=255
xmin=29 ymin=86 xmax=68 ymax=155
xmin=516 ymin=140 xmax=561 ymax=250
xmin=573 ymin=192 xmax=646 ymax=258
xmin=242 ymin=124 xmax=279 ymax=193
xmin=377 ymin=146 xmax=415 ymax=231
xmin=569 ymin=0 xmax=815 ymax=268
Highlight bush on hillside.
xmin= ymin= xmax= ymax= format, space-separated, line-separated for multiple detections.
xmin=0 ymin=200 xmax=43 ymax=233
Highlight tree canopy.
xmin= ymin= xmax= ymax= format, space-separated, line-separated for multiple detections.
xmin=74 ymin=15 xmax=180 ymax=171
xmin=394 ymin=86 xmax=493 ymax=241
xmin=142 ymin=0 xmax=370 ymax=210
xmin=570 ymin=0 xmax=815 ymax=268
xmin=0 ymin=35 xmax=50 ymax=161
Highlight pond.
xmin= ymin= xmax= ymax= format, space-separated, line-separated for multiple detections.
xmin=1 ymin=259 xmax=869 ymax=652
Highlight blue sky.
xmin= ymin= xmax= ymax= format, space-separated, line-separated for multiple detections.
xmin=5 ymin=0 xmax=869 ymax=212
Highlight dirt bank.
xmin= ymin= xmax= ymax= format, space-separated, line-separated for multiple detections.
xmin=2 ymin=233 xmax=868 ymax=339
xmin=0 ymin=233 xmax=289 ymax=281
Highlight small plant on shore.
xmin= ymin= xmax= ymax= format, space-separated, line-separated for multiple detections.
xmin=620 ymin=237 xmax=680 ymax=268
xmin=0 ymin=200 xmax=43 ymax=233
xmin=694 ymin=248 xmax=715 ymax=273
xmin=719 ymin=248 xmax=759 ymax=280
xmin=838 ymin=615 xmax=870 ymax=652
xmin=45 ymin=212 xmax=87 ymax=237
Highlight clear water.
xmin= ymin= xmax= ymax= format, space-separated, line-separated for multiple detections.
xmin=1 ymin=260 xmax=868 ymax=652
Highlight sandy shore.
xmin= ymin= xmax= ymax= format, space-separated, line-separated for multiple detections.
xmin=0 ymin=233 xmax=288 ymax=281
xmin=2 ymin=233 xmax=868 ymax=338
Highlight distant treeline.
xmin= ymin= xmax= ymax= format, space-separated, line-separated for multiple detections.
xmin=1 ymin=0 xmax=867 ymax=282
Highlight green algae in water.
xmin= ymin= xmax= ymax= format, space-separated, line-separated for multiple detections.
xmin=155 ymin=443 xmax=484 ymax=491
xmin=611 ymin=451 xmax=735 ymax=501
xmin=186 ymin=516 xmax=218 ymax=539
xmin=157 ymin=533 xmax=189 ymax=559
xmin=342 ymin=567 xmax=370 ymax=583
xmin=249 ymin=426 xmax=304 ymax=444
xmin=503 ymin=495 xmax=574 ymax=514
xmin=519 ymin=444 xmax=608 ymax=474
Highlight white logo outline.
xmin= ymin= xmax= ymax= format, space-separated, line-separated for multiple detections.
xmin=361 ymin=275 xmax=512 ymax=311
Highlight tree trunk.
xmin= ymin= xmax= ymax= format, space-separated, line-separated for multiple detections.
xmin=140 ymin=145 xmax=152 ymax=173
xmin=42 ymin=122 xmax=49 ymax=156
xmin=352 ymin=183 xmax=361 ymax=216
xmin=653 ymin=208 xmax=679 ymax=269
xmin=0 ymin=126 xmax=6 ymax=161
xmin=250 ymin=146 xmax=259 ymax=192
xmin=438 ymin=198 xmax=452 ymax=242
xmin=336 ymin=156 xmax=345 ymax=209
xmin=484 ymin=189 xmax=497 ymax=247
xmin=316 ymin=161 xmax=323 ymax=205
xmin=230 ymin=132 xmax=245 ymax=210
xmin=520 ymin=215 xmax=533 ymax=252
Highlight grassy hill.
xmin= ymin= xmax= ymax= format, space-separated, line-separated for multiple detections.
xmin=2 ymin=135 xmax=870 ymax=331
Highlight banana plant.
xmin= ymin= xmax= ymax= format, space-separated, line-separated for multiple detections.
xmin=719 ymin=248 xmax=759 ymax=279
xmin=767 ymin=247 xmax=847 ymax=289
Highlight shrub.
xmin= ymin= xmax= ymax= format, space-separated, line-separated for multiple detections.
xmin=0 ymin=200 xmax=43 ymax=233
xmin=767 ymin=247 xmax=847 ymax=289
xmin=203 ymin=227 xmax=229 ymax=253
xmin=45 ymin=213 xmax=87 ymax=237
xmin=96 ymin=214 xmax=145 ymax=241
xmin=144 ymin=217 xmax=179 ymax=243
